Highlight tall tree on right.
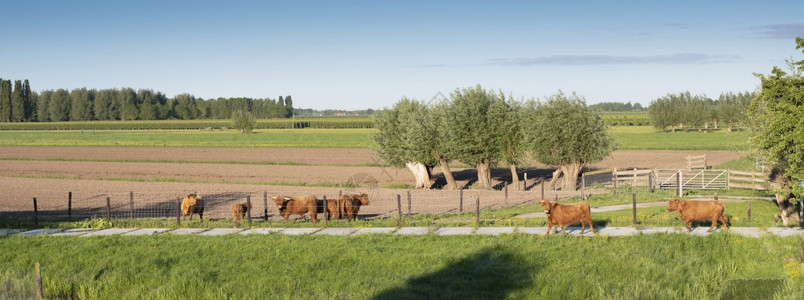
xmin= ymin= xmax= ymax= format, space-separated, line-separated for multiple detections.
xmin=525 ymin=92 xmax=614 ymax=191
xmin=747 ymin=37 xmax=804 ymax=226
xmin=11 ymin=80 xmax=24 ymax=122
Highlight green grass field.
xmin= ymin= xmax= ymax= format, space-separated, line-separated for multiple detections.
xmin=0 ymin=126 xmax=748 ymax=150
xmin=1 ymin=234 xmax=801 ymax=299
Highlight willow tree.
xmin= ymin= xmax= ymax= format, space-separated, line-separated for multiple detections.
xmin=747 ymin=37 xmax=804 ymax=226
xmin=373 ymin=98 xmax=436 ymax=189
xmin=446 ymin=85 xmax=505 ymax=189
xmin=527 ymin=92 xmax=614 ymax=191
xmin=498 ymin=93 xmax=528 ymax=190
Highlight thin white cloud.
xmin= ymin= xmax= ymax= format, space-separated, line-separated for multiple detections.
xmin=746 ymin=23 xmax=804 ymax=39
xmin=487 ymin=53 xmax=741 ymax=66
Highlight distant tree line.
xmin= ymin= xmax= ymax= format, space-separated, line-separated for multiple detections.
xmin=294 ymin=108 xmax=376 ymax=117
xmin=589 ymin=101 xmax=644 ymax=112
xmin=0 ymin=79 xmax=293 ymax=122
xmin=647 ymin=91 xmax=755 ymax=132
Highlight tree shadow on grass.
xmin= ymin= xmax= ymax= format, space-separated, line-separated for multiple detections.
xmin=371 ymin=246 xmax=537 ymax=300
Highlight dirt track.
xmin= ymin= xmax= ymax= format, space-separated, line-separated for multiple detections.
xmin=0 ymin=146 xmax=743 ymax=218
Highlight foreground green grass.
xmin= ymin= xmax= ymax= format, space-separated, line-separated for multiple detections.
xmin=1 ymin=234 xmax=802 ymax=299
xmin=0 ymin=126 xmax=746 ymax=150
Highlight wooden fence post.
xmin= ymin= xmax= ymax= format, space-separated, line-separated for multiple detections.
xmin=33 ymin=198 xmax=38 ymax=226
xmin=541 ymin=179 xmax=545 ymax=200
xmin=176 ymin=198 xmax=181 ymax=226
xmin=613 ymin=168 xmax=618 ymax=195
xmin=396 ymin=195 xmax=402 ymax=228
xmin=747 ymin=202 xmax=751 ymax=221
xmin=504 ymin=182 xmax=508 ymax=205
xmin=263 ymin=191 xmax=268 ymax=221
xmin=581 ymin=173 xmax=586 ymax=200
xmin=524 ymin=173 xmax=528 ymax=191
xmin=632 ymin=193 xmax=637 ymax=227
xmin=35 ymin=262 xmax=43 ymax=299
xmin=649 ymin=171 xmax=654 ymax=193
xmin=106 ymin=196 xmax=111 ymax=221
xmin=714 ymin=192 xmax=718 ymax=201
xmin=68 ymin=191 xmax=72 ymax=218
xmin=459 ymin=189 xmax=464 ymax=213
xmin=339 ymin=190 xmax=343 ymax=197
xmin=129 ymin=191 xmax=134 ymax=219
xmin=475 ymin=196 xmax=480 ymax=226
xmin=407 ymin=190 xmax=412 ymax=215
xmin=323 ymin=195 xmax=328 ymax=227
xmin=676 ymin=171 xmax=682 ymax=197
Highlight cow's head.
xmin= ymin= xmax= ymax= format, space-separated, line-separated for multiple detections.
xmin=667 ymin=199 xmax=680 ymax=212
xmin=357 ymin=193 xmax=370 ymax=205
xmin=271 ymin=196 xmax=292 ymax=212
xmin=539 ymin=200 xmax=556 ymax=215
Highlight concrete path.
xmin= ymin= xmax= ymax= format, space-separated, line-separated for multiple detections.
xmin=2 ymin=226 xmax=801 ymax=237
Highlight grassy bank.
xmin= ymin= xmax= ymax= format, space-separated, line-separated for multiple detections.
xmin=0 ymin=234 xmax=801 ymax=299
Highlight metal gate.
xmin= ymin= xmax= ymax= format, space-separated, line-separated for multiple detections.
xmin=655 ymin=169 xmax=728 ymax=190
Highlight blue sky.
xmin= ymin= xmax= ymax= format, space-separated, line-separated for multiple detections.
xmin=2 ymin=1 xmax=803 ymax=110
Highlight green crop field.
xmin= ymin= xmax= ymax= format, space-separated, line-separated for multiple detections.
xmin=0 ymin=126 xmax=748 ymax=150
xmin=1 ymin=234 xmax=801 ymax=299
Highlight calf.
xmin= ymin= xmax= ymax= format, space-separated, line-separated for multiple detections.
xmin=232 ymin=201 xmax=252 ymax=225
xmin=667 ymin=199 xmax=728 ymax=232
xmin=181 ymin=193 xmax=205 ymax=221
xmin=271 ymin=195 xmax=318 ymax=223
xmin=339 ymin=193 xmax=370 ymax=221
xmin=539 ymin=200 xmax=595 ymax=235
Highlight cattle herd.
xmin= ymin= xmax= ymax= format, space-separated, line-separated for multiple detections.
xmin=539 ymin=198 xmax=728 ymax=235
xmin=181 ymin=193 xmax=728 ymax=233
xmin=179 ymin=193 xmax=371 ymax=225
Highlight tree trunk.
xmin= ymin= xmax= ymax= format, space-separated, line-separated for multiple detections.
xmin=509 ymin=163 xmax=521 ymax=191
xmin=713 ymin=118 xmax=718 ymax=129
xmin=405 ymin=162 xmax=431 ymax=189
xmin=548 ymin=169 xmax=563 ymax=191
xmin=560 ymin=163 xmax=582 ymax=191
xmin=476 ymin=161 xmax=492 ymax=189
xmin=728 ymin=122 xmax=732 ymax=133
xmin=776 ymin=193 xmax=800 ymax=226
xmin=438 ymin=158 xmax=459 ymax=190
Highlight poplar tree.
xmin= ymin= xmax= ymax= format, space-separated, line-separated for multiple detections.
xmin=11 ymin=80 xmax=23 ymax=122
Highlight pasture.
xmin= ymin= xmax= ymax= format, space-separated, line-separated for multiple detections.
xmin=1 ymin=234 xmax=802 ymax=299
xmin=0 ymin=125 xmax=748 ymax=150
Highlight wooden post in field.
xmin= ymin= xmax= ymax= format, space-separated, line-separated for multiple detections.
xmin=129 ymin=191 xmax=134 ymax=219
xmin=246 ymin=196 xmax=252 ymax=226
xmin=339 ymin=190 xmax=343 ymax=197
xmin=459 ymin=189 xmax=464 ymax=213
xmin=676 ymin=171 xmax=682 ymax=197
xmin=176 ymin=198 xmax=182 ymax=226
xmin=106 ymin=197 xmax=111 ymax=221
xmin=68 ymin=191 xmax=72 ymax=218
xmin=35 ymin=262 xmax=43 ymax=299
xmin=613 ymin=168 xmax=618 ymax=195
xmin=406 ymin=190 xmax=412 ymax=216
xmin=504 ymin=182 xmax=508 ymax=205
xmin=632 ymin=193 xmax=637 ymax=227
xmin=581 ymin=173 xmax=586 ymax=200
xmin=263 ymin=192 xmax=268 ymax=221
xmin=475 ymin=196 xmax=480 ymax=226
xmin=33 ymin=197 xmax=38 ymax=226
xmin=540 ymin=179 xmax=545 ymax=200
xmin=523 ymin=173 xmax=528 ymax=191
xmin=396 ymin=195 xmax=402 ymax=228
xmin=649 ymin=172 xmax=654 ymax=193
xmin=747 ymin=203 xmax=752 ymax=221
xmin=322 ymin=195 xmax=328 ymax=227
xmin=714 ymin=192 xmax=718 ymax=201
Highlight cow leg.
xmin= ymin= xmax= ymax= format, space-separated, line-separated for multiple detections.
xmin=708 ymin=215 xmax=718 ymax=232
xmin=561 ymin=225 xmax=567 ymax=235
xmin=685 ymin=221 xmax=692 ymax=232
xmin=580 ymin=223 xmax=586 ymax=235
xmin=545 ymin=223 xmax=552 ymax=236
xmin=719 ymin=214 xmax=729 ymax=230
xmin=199 ymin=213 xmax=203 ymax=221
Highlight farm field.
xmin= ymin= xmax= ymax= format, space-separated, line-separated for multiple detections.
xmin=0 ymin=125 xmax=748 ymax=150
xmin=1 ymin=234 xmax=801 ymax=298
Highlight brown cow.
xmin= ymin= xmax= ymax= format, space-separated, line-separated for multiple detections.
xmin=339 ymin=193 xmax=370 ymax=221
xmin=271 ymin=195 xmax=318 ymax=223
xmin=232 ymin=201 xmax=252 ymax=225
xmin=539 ymin=200 xmax=595 ymax=235
xmin=181 ymin=193 xmax=205 ymax=221
xmin=667 ymin=199 xmax=728 ymax=232
xmin=316 ymin=198 xmax=341 ymax=220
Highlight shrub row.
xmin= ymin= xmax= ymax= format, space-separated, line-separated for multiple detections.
xmin=601 ymin=114 xmax=651 ymax=126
